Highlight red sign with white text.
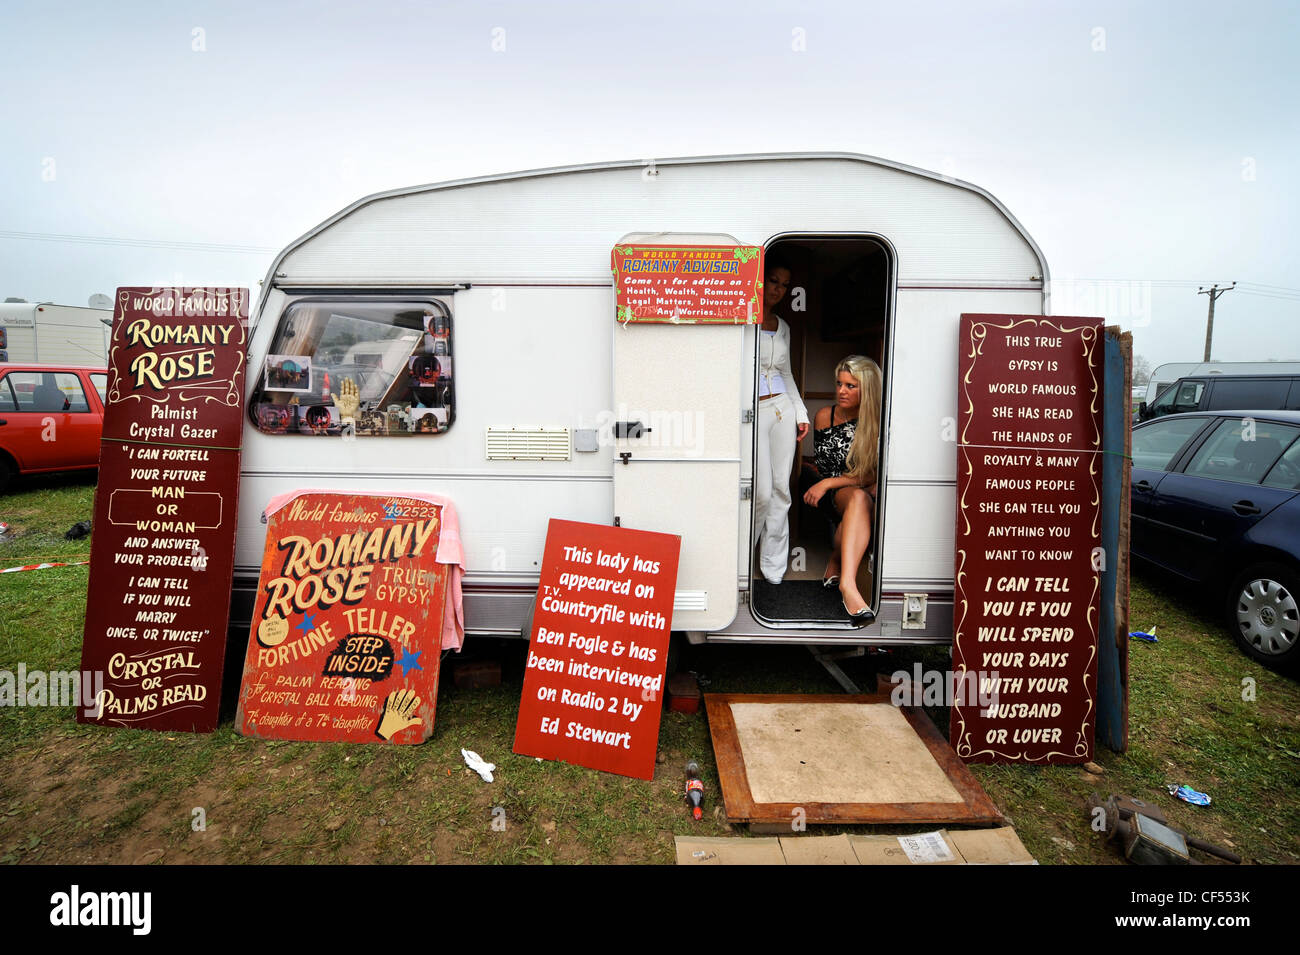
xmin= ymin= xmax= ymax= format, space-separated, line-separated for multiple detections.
xmin=78 ymin=287 xmax=248 ymax=733
xmin=513 ymin=519 xmax=680 ymax=779
xmin=611 ymin=244 xmax=763 ymax=324
xmin=951 ymin=314 xmax=1103 ymax=764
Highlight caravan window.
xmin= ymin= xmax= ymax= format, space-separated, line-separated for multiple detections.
xmin=250 ymin=300 xmax=454 ymax=436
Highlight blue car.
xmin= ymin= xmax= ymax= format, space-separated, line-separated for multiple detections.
xmin=1131 ymin=410 xmax=1300 ymax=669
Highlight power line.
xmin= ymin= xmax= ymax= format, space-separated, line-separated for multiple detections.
xmin=1238 ymin=281 xmax=1300 ymax=294
xmin=0 ymin=230 xmax=276 ymax=255
xmin=1235 ymin=288 xmax=1300 ymax=302
xmin=1068 ymin=278 xmax=1300 ymax=295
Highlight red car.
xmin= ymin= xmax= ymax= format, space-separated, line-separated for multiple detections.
xmin=0 ymin=364 xmax=108 ymax=492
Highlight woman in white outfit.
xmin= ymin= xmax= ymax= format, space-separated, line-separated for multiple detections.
xmin=753 ymin=259 xmax=810 ymax=585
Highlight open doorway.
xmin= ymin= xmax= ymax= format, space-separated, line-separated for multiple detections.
xmin=750 ymin=235 xmax=893 ymax=628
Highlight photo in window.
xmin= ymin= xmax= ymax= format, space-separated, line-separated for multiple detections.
xmin=250 ymin=300 xmax=454 ymax=437
xmin=264 ymin=355 xmax=313 ymax=393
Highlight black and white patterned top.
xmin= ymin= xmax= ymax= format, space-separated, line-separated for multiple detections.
xmin=813 ymin=416 xmax=855 ymax=478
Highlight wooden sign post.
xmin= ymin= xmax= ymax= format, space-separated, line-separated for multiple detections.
xmin=78 ymin=287 xmax=248 ymax=733
xmin=235 ymin=492 xmax=452 ymax=744
xmin=513 ymin=519 xmax=680 ymax=779
xmin=952 ymin=314 xmax=1104 ymax=764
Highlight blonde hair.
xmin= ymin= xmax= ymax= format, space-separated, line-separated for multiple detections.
xmin=835 ymin=355 xmax=882 ymax=484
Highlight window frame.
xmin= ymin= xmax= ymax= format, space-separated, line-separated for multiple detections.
xmin=248 ymin=296 xmax=456 ymax=438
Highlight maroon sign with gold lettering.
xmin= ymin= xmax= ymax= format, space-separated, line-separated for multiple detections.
xmin=235 ymin=492 xmax=451 ymax=744
xmin=952 ymin=314 xmax=1103 ymax=764
xmin=78 ymin=287 xmax=248 ymax=733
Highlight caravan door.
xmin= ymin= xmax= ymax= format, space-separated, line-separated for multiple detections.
xmin=610 ymin=234 xmax=757 ymax=632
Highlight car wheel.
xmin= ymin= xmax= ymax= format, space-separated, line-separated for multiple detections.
xmin=1228 ymin=563 xmax=1300 ymax=669
xmin=0 ymin=455 xmax=14 ymax=495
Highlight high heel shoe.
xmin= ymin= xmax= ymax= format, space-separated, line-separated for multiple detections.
xmin=821 ymin=563 xmax=840 ymax=588
xmin=841 ymin=599 xmax=870 ymax=620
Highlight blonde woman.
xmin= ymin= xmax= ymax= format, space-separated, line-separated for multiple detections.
xmin=803 ymin=355 xmax=882 ymax=619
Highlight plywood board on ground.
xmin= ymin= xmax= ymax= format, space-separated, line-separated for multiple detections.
xmin=705 ymin=693 xmax=1004 ymax=826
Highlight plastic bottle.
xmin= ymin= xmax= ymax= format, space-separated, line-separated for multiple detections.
xmin=685 ymin=760 xmax=704 ymax=821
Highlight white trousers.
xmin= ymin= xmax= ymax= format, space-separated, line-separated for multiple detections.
xmin=753 ymin=392 xmax=797 ymax=584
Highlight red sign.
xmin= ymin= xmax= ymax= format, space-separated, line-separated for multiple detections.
xmin=611 ymin=245 xmax=763 ymax=324
xmin=78 ymin=287 xmax=248 ymax=733
xmin=951 ymin=314 xmax=1104 ymax=764
xmin=235 ymin=492 xmax=450 ymax=744
xmin=513 ymin=519 xmax=681 ymax=779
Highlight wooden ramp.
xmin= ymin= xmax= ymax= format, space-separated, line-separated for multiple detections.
xmin=705 ymin=693 xmax=1003 ymax=826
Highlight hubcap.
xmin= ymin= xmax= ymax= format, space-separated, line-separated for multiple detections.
xmin=1236 ymin=577 xmax=1300 ymax=657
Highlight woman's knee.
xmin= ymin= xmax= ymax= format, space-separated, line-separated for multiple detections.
xmin=839 ymin=487 xmax=868 ymax=510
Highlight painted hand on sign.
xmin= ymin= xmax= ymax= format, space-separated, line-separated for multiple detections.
xmin=376 ymin=688 xmax=423 ymax=740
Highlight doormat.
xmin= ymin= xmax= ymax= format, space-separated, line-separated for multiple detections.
xmin=705 ymin=693 xmax=1004 ymax=826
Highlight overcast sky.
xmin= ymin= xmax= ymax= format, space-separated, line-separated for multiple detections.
xmin=2 ymin=0 xmax=1297 ymax=367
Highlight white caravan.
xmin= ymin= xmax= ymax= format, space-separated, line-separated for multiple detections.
xmin=0 ymin=302 xmax=112 ymax=365
xmin=236 ymin=153 xmax=1051 ymax=646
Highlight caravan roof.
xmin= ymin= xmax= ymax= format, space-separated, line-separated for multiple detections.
xmin=256 ymin=151 xmax=1048 ymax=315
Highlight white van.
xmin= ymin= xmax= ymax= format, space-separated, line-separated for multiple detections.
xmin=1144 ymin=361 xmax=1300 ymax=407
xmin=235 ymin=153 xmax=1050 ymax=647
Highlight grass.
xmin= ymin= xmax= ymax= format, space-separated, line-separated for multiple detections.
xmin=0 ymin=474 xmax=1297 ymax=865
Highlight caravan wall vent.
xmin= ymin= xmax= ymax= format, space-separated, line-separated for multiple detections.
xmin=485 ymin=426 xmax=572 ymax=461
xmin=673 ymin=590 xmax=708 ymax=612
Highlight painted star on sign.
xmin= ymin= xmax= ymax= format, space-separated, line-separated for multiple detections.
xmin=295 ymin=613 xmax=317 ymax=634
xmin=395 ymin=648 xmax=423 ymax=676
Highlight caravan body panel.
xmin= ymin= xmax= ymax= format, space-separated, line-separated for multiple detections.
xmin=240 ymin=153 xmax=1049 ymax=643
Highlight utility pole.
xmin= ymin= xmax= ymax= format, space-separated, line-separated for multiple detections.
xmin=1198 ymin=282 xmax=1235 ymax=361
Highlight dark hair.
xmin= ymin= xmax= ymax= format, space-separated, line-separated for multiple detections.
xmin=765 ymin=251 xmax=791 ymax=277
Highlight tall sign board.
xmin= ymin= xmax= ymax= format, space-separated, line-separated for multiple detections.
xmin=952 ymin=314 xmax=1104 ymax=763
xmin=78 ymin=287 xmax=248 ymax=733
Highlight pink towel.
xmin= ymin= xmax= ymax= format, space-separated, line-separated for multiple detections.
xmin=261 ymin=489 xmax=466 ymax=651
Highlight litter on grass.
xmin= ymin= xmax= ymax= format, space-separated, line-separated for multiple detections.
xmin=462 ymin=748 xmax=496 ymax=783
xmin=1168 ymin=784 xmax=1211 ymax=806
